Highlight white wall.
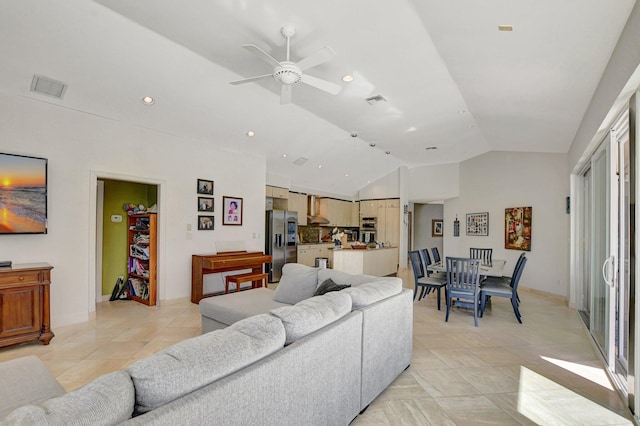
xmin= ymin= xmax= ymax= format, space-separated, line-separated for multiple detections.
xmin=409 ymin=163 xmax=459 ymax=202
xmin=413 ymin=203 xmax=443 ymax=256
xmin=358 ymin=169 xmax=399 ymax=200
xmin=443 ymin=151 xmax=569 ymax=297
xmin=0 ymin=94 xmax=266 ymax=326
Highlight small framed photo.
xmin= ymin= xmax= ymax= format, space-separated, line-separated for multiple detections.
xmin=223 ymin=196 xmax=243 ymax=226
xmin=198 ymin=215 xmax=214 ymax=230
xmin=198 ymin=197 xmax=214 ymax=212
xmin=432 ymin=219 xmax=443 ymax=237
xmin=197 ymin=179 xmax=214 ymax=195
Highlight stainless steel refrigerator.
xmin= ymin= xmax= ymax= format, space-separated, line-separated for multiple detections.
xmin=265 ymin=210 xmax=298 ymax=282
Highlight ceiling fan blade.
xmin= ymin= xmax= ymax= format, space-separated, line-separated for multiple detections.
xmin=295 ymin=46 xmax=336 ymax=71
xmin=242 ymin=44 xmax=281 ymax=68
xmin=229 ymin=74 xmax=272 ymax=85
xmin=300 ymin=74 xmax=341 ymax=95
xmin=280 ymin=85 xmax=292 ymax=104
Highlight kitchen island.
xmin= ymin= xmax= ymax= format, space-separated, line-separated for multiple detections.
xmin=332 ymin=246 xmax=399 ymax=277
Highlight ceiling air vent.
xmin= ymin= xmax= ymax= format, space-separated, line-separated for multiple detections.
xmin=293 ymin=157 xmax=309 ymax=166
xmin=365 ymin=95 xmax=387 ymax=105
xmin=30 ymin=75 xmax=67 ymax=99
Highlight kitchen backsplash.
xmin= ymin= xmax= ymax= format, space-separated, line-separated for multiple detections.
xmin=298 ymin=226 xmax=359 ymax=243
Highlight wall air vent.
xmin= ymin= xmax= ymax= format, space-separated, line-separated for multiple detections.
xmin=365 ymin=95 xmax=387 ymax=105
xmin=30 ymin=75 xmax=67 ymax=99
xmin=293 ymin=157 xmax=309 ymax=166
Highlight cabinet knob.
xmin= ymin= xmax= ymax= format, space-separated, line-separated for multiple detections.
xmin=18 ymin=276 xmax=24 ymax=281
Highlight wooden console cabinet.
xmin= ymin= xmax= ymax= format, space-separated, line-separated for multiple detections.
xmin=0 ymin=263 xmax=54 ymax=348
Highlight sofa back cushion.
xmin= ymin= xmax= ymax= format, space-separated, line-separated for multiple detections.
xmin=127 ymin=314 xmax=285 ymax=414
xmin=273 ymin=263 xmax=319 ymax=304
xmin=270 ymin=292 xmax=352 ymax=344
xmin=3 ymin=371 xmax=134 ymax=425
xmin=342 ymin=278 xmax=403 ymax=309
xmin=318 ymin=268 xmax=378 ymax=287
xmin=0 ymin=356 xmax=66 ymax=419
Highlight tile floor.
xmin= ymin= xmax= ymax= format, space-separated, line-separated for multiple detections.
xmin=0 ymin=269 xmax=635 ymax=425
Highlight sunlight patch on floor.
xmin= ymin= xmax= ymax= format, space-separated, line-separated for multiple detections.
xmin=518 ymin=367 xmax=631 ymax=425
xmin=541 ymin=356 xmax=613 ymax=390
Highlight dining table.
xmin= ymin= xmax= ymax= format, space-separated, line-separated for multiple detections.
xmin=426 ymin=258 xmax=507 ymax=278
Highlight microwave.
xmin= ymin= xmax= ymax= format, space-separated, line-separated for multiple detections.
xmin=360 ymin=216 xmax=377 ymax=230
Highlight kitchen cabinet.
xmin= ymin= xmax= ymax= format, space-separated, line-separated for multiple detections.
xmin=319 ymin=198 xmax=354 ymax=227
xmin=297 ymin=243 xmax=334 ymax=268
xmin=266 ymin=186 xmax=289 ymax=199
xmin=350 ymin=202 xmax=360 ymax=227
xmin=359 ymin=200 xmax=377 ymax=218
xmin=288 ymin=192 xmax=308 ymax=226
xmin=377 ymin=199 xmax=400 ymax=247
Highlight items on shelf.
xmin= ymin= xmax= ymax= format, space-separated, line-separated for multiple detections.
xmin=126 ymin=213 xmax=157 ymax=306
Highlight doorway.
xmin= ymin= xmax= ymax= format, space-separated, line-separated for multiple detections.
xmin=89 ymin=171 xmax=164 ymax=311
xmin=577 ymin=106 xmax=634 ymax=412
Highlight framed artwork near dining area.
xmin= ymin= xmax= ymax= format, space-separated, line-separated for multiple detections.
xmin=466 ymin=212 xmax=489 ymax=236
xmin=432 ymin=219 xmax=443 ymax=237
xmin=505 ymin=206 xmax=532 ymax=251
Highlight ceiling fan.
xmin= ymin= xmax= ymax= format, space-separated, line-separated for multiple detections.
xmin=229 ymin=25 xmax=341 ymax=104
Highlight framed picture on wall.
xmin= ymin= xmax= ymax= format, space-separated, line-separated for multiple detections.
xmin=505 ymin=207 xmax=532 ymax=251
xmin=197 ymin=197 xmax=214 ymax=212
xmin=466 ymin=212 xmax=489 ymax=236
xmin=198 ymin=215 xmax=214 ymax=230
xmin=223 ymin=196 xmax=243 ymax=226
xmin=432 ymin=219 xmax=443 ymax=237
xmin=197 ymin=179 xmax=214 ymax=195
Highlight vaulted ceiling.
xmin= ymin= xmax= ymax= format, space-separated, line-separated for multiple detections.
xmin=0 ymin=0 xmax=635 ymax=197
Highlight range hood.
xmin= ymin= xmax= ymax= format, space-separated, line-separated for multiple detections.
xmin=307 ymin=195 xmax=330 ymax=225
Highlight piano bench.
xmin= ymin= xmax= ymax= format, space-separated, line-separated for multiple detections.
xmin=225 ymin=272 xmax=269 ymax=294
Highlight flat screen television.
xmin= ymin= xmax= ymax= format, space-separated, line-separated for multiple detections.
xmin=0 ymin=152 xmax=48 ymax=234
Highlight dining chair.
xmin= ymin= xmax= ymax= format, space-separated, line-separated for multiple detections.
xmin=431 ymin=247 xmax=441 ymax=264
xmin=420 ymin=248 xmax=445 ymax=278
xmin=409 ymin=250 xmax=447 ymax=309
xmin=484 ymin=252 xmax=525 ymax=304
xmin=480 ymin=255 xmax=527 ymax=323
xmin=445 ymin=257 xmax=482 ymax=326
xmin=469 ymin=247 xmax=493 ymax=264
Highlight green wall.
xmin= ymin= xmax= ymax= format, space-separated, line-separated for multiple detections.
xmin=101 ymin=179 xmax=157 ymax=296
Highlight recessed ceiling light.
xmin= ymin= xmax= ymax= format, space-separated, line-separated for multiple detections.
xmin=457 ymin=109 xmax=466 ymax=114
xmin=425 ymin=146 xmax=438 ymax=150
xmin=142 ymin=96 xmax=155 ymax=105
xmin=498 ymin=25 xmax=513 ymax=31
xmin=369 ymin=143 xmax=376 ymax=147
xmin=246 ymin=131 xmax=255 ymax=137
xmin=318 ymin=165 xmax=322 ymax=169
xmin=342 ymin=75 xmax=354 ymax=82
xmin=385 ymin=151 xmax=391 ymax=155
xmin=282 ymin=154 xmax=287 ymax=158
xmin=467 ymin=124 xmax=475 ymax=129
xmin=344 ymin=173 xmax=349 ymax=177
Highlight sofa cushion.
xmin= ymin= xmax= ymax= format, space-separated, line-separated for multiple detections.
xmin=199 ymin=288 xmax=288 ymax=327
xmin=318 ymin=268 xmax=378 ymax=287
xmin=127 ymin=314 xmax=285 ymax=414
xmin=3 ymin=371 xmax=134 ymax=425
xmin=342 ymin=278 xmax=403 ymax=309
xmin=314 ymin=278 xmax=350 ymax=296
xmin=270 ymin=292 xmax=352 ymax=344
xmin=0 ymin=356 xmax=66 ymax=419
xmin=273 ymin=263 xmax=319 ymax=304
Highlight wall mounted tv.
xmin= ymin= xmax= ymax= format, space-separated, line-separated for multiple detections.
xmin=0 ymin=152 xmax=48 ymax=234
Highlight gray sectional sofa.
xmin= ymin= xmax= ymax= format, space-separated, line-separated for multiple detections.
xmin=0 ymin=264 xmax=412 ymax=425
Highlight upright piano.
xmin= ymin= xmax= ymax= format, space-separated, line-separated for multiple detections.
xmin=191 ymin=251 xmax=272 ymax=303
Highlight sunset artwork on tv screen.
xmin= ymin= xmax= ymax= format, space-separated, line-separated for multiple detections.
xmin=0 ymin=152 xmax=48 ymax=234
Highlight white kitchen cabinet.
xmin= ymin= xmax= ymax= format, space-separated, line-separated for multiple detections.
xmin=319 ymin=198 xmax=353 ymax=227
xmin=266 ymin=185 xmax=289 ymax=199
xmin=359 ymin=200 xmax=377 ymax=218
xmin=349 ymin=202 xmax=359 ymax=227
xmin=297 ymin=243 xmax=334 ymax=267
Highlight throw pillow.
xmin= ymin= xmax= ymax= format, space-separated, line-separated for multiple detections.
xmin=314 ymin=278 xmax=350 ymax=296
xmin=273 ymin=263 xmax=319 ymax=304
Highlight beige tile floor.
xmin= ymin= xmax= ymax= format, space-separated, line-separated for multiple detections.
xmin=0 ymin=269 xmax=635 ymax=425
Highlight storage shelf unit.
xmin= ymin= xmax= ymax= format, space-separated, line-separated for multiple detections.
xmin=127 ymin=213 xmax=157 ymax=306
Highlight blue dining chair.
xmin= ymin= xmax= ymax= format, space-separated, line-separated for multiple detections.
xmin=445 ymin=257 xmax=482 ymax=326
xmin=480 ymin=255 xmax=527 ymax=323
xmin=469 ymin=248 xmax=493 ymax=264
xmin=431 ymin=247 xmax=441 ymax=264
xmin=409 ymin=250 xmax=447 ymax=309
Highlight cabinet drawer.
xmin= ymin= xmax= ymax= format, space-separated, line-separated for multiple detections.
xmin=0 ymin=271 xmax=42 ymax=286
